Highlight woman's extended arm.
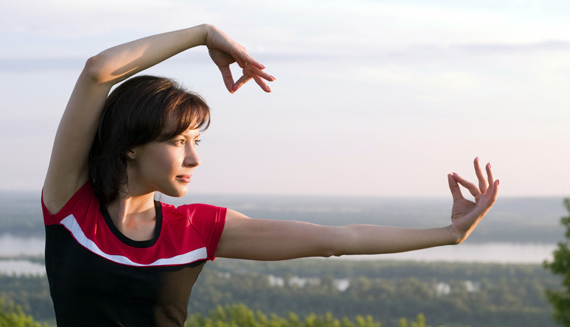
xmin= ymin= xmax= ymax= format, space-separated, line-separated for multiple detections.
xmin=215 ymin=158 xmax=499 ymax=260
xmin=43 ymin=25 xmax=273 ymax=213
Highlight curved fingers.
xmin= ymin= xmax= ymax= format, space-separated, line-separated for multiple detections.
xmin=474 ymin=157 xmax=488 ymax=194
xmin=448 ymin=173 xmax=464 ymax=201
xmin=217 ymin=65 xmax=235 ymax=93
xmin=233 ymin=74 xmax=253 ymax=93
xmin=489 ymin=179 xmax=500 ymax=203
xmin=246 ymin=64 xmax=274 ymax=81
xmin=237 ymin=55 xmax=265 ymax=71
xmin=477 ymin=179 xmax=500 ymax=215
xmin=452 ymin=172 xmax=481 ymax=197
xmin=232 ymin=65 xmax=275 ymax=93
xmin=486 ymin=163 xmax=495 ymax=194
xmin=206 ymin=31 xmax=272 ymax=93
xmin=225 ymin=40 xmax=275 ymax=93
xmin=250 ymin=71 xmax=271 ymax=92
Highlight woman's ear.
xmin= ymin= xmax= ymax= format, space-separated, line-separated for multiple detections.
xmin=127 ymin=149 xmax=136 ymax=160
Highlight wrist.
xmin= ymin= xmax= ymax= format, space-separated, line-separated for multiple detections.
xmin=197 ymin=24 xmax=215 ymax=46
xmin=446 ymin=224 xmax=463 ymax=245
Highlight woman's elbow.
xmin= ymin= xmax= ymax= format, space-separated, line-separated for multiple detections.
xmin=83 ymin=55 xmax=107 ymax=84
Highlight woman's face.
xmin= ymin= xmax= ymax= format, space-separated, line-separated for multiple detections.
xmin=128 ymin=128 xmax=201 ymax=197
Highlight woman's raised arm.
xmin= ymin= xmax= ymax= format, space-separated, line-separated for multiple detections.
xmin=43 ymin=25 xmax=274 ymax=214
xmin=215 ymin=158 xmax=499 ymax=260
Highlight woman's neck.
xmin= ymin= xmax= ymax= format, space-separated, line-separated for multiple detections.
xmin=106 ymin=192 xmax=157 ymax=241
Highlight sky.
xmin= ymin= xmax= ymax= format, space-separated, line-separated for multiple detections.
xmin=1 ymin=0 xmax=569 ymax=197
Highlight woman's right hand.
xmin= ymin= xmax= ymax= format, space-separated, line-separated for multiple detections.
xmin=447 ymin=158 xmax=499 ymax=244
xmin=204 ymin=25 xmax=275 ymax=93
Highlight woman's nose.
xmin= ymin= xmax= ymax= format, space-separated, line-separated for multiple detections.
xmin=184 ymin=146 xmax=201 ymax=168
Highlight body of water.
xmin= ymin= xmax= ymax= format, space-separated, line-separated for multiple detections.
xmin=0 ymin=260 xmax=46 ymax=275
xmin=0 ymin=235 xmax=557 ymax=275
xmin=0 ymin=234 xmax=44 ymax=256
xmin=336 ymin=242 xmax=556 ymax=263
xmin=1 ymin=193 xmax=566 ymax=274
xmin=0 ymin=235 xmax=46 ymax=275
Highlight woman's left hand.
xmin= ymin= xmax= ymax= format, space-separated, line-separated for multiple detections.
xmin=204 ymin=25 xmax=275 ymax=93
xmin=447 ymin=157 xmax=500 ymax=243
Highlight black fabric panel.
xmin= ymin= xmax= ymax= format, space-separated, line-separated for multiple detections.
xmin=45 ymin=224 xmax=205 ymax=327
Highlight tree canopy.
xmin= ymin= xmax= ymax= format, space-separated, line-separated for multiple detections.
xmin=184 ymin=303 xmax=443 ymax=327
xmin=0 ymin=298 xmax=47 ymax=327
xmin=543 ymin=198 xmax=570 ymax=326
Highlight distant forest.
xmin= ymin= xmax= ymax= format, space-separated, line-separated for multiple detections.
xmin=0 ymin=258 xmax=561 ymax=327
xmin=0 ymin=299 xmax=458 ymax=327
xmin=0 ymin=191 xmax=566 ymax=243
xmin=1 ymin=192 xmax=565 ymax=326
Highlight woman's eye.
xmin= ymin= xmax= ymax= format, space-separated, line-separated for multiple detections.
xmin=176 ymin=139 xmax=185 ymax=145
xmin=194 ymin=139 xmax=201 ymax=146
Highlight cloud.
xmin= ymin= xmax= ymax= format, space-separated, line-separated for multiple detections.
xmin=0 ymin=58 xmax=85 ymax=72
xmin=3 ymin=38 xmax=569 ymax=72
xmin=0 ymin=0 xmax=216 ymax=36
xmin=0 ymin=53 xmax=344 ymax=72
xmin=362 ymin=67 xmax=480 ymax=91
xmin=452 ymin=40 xmax=570 ymax=54
xmin=0 ymin=119 xmax=55 ymax=139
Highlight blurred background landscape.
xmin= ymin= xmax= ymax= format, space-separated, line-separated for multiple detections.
xmin=2 ymin=0 xmax=570 ymax=326
xmin=0 ymin=192 xmax=567 ymax=326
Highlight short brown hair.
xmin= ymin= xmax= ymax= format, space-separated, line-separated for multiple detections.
xmin=88 ymin=75 xmax=210 ymax=205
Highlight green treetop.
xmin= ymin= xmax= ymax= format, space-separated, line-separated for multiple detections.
xmin=0 ymin=298 xmax=47 ymax=327
xmin=543 ymin=198 xmax=570 ymax=326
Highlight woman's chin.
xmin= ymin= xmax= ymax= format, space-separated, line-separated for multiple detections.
xmin=161 ymin=186 xmax=188 ymax=198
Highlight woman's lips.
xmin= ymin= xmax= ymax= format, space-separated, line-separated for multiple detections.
xmin=176 ymin=175 xmax=191 ymax=183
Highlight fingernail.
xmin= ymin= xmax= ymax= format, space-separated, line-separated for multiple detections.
xmin=475 ymin=157 xmax=479 ymax=162
xmin=267 ymin=86 xmax=271 ymax=92
xmin=497 ymin=179 xmax=500 ymax=185
xmin=270 ymin=75 xmax=276 ymax=80
xmin=261 ymin=64 xmax=266 ymax=69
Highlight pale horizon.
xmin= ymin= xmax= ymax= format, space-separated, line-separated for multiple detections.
xmin=1 ymin=0 xmax=569 ymax=197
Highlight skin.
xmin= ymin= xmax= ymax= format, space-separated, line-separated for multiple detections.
xmin=106 ymin=129 xmax=202 ymax=241
xmin=43 ymin=24 xmax=499 ymax=261
xmin=216 ymin=158 xmax=498 ymax=260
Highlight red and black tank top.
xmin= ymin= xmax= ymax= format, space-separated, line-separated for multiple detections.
xmin=41 ymin=182 xmax=226 ymax=327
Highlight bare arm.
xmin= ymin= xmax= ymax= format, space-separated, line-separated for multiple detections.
xmin=215 ymin=158 xmax=499 ymax=260
xmin=215 ymin=211 xmax=457 ymax=260
xmin=43 ymin=25 xmax=273 ymax=213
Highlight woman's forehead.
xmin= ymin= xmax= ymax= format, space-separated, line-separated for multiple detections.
xmin=181 ymin=128 xmax=200 ymax=137
xmin=162 ymin=115 xmax=200 ymax=134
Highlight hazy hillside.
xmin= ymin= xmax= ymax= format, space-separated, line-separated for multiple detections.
xmin=0 ymin=191 xmax=566 ymax=243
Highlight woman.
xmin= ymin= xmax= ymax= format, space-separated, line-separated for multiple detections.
xmin=42 ymin=24 xmax=499 ymax=327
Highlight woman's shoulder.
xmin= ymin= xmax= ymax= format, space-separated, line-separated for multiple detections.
xmin=161 ymin=202 xmax=225 ymax=221
xmin=42 ymin=180 xmax=99 ymax=225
